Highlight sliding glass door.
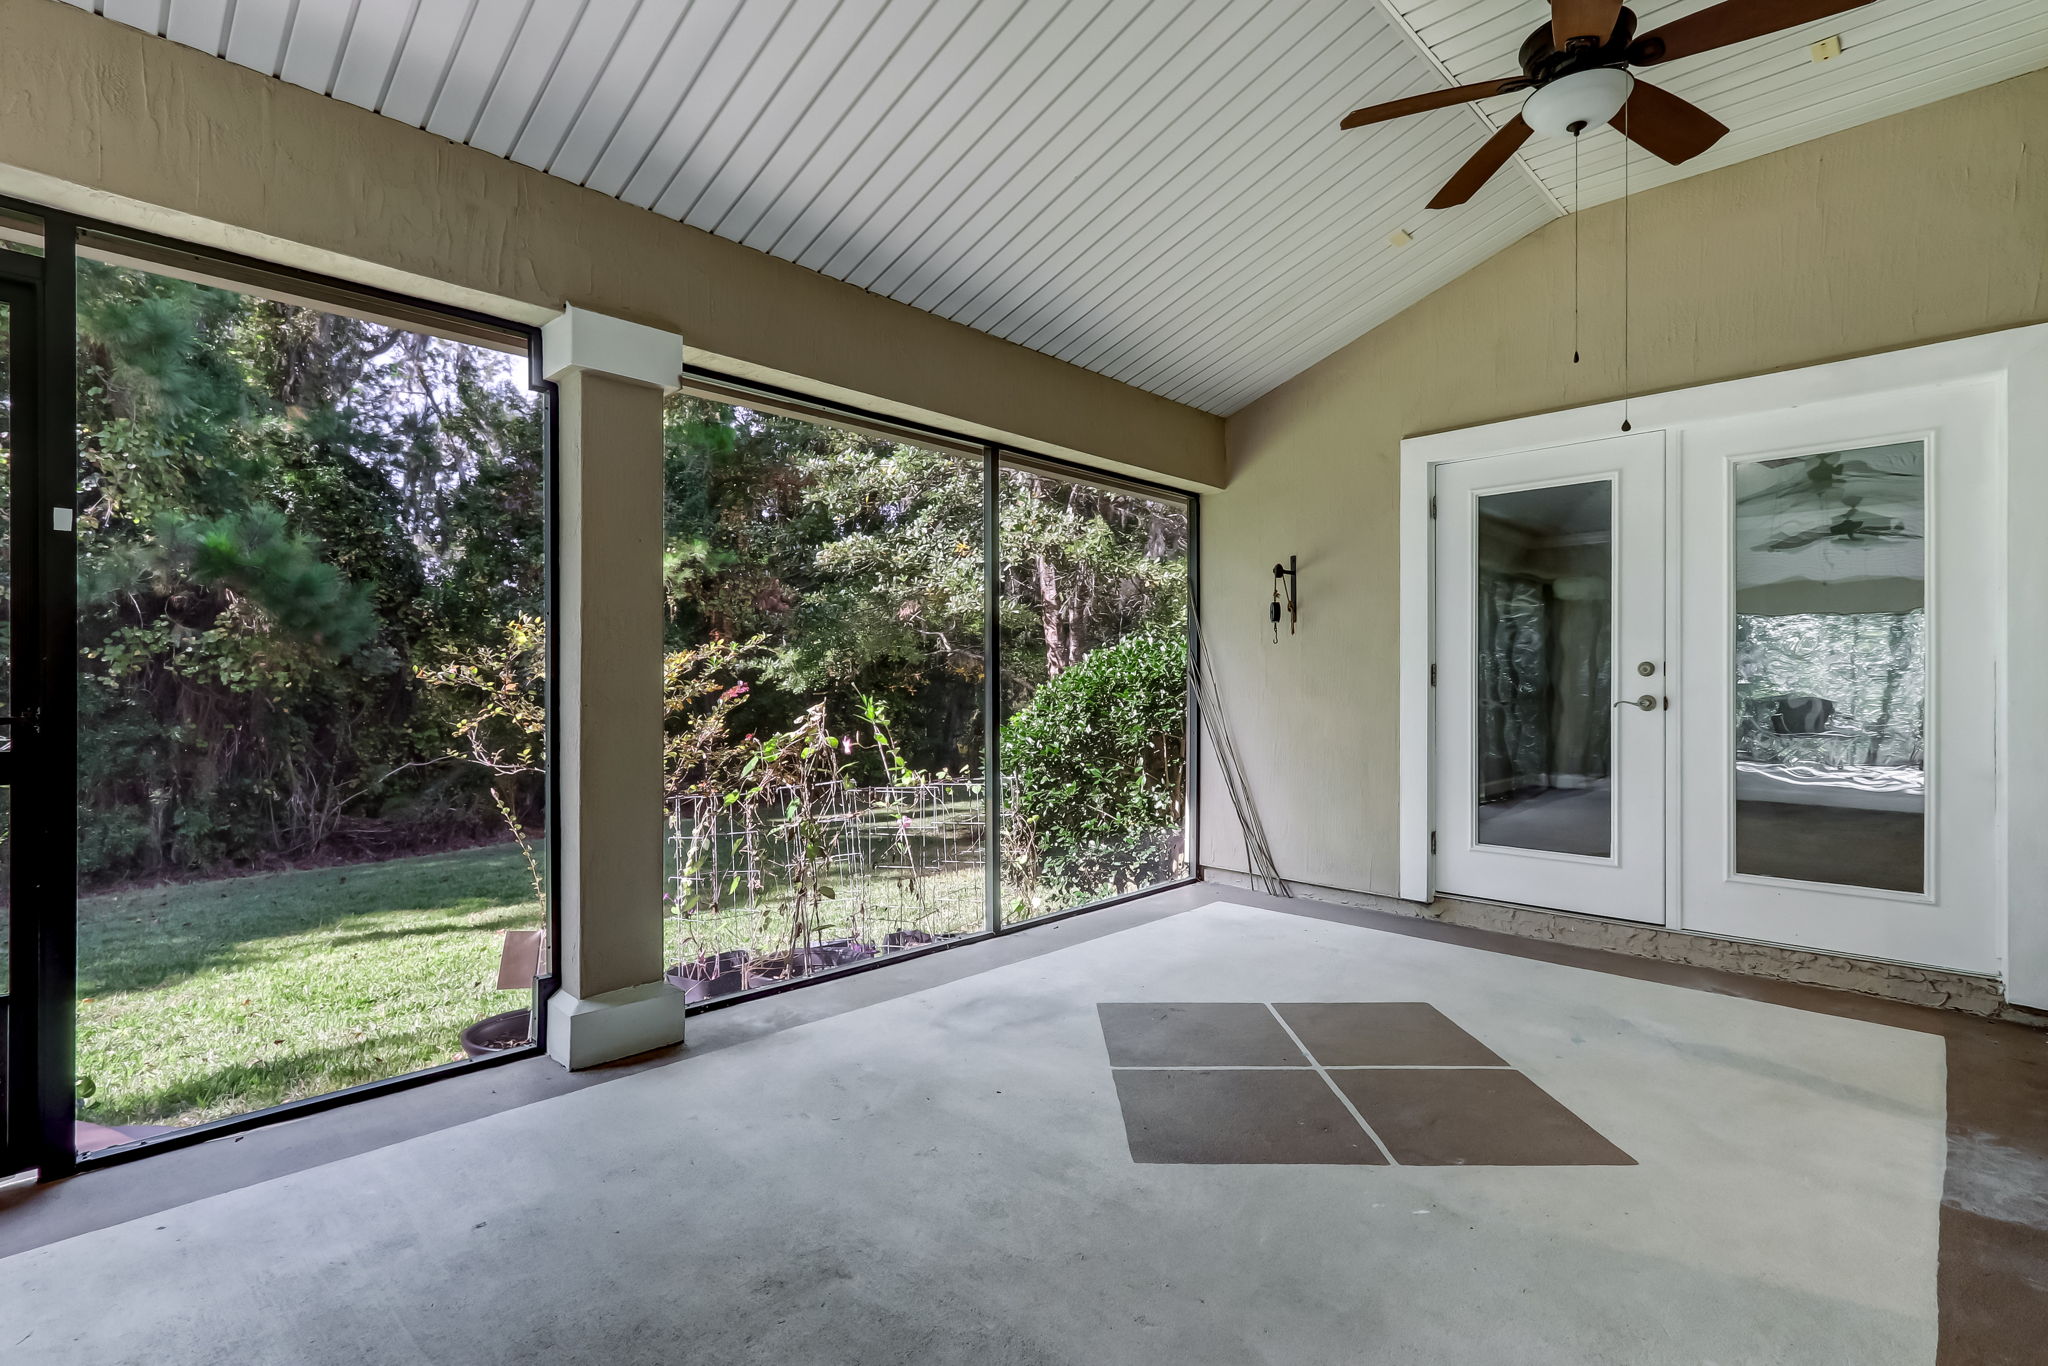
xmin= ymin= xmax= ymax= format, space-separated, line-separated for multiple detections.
xmin=68 ymin=251 xmax=550 ymax=1155
xmin=0 ymin=205 xmax=554 ymax=1178
xmin=659 ymin=392 xmax=1197 ymax=1004
xmin=997 ymin=461 xmax=1191 ymax=925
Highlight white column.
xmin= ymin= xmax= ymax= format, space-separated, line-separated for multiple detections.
xmin=541 ymin=306 xmax=689 ymax=1067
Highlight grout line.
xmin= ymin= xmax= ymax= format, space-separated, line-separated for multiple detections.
xmin=1110 ymin=1064 xmax=1512 ymax=1071
xmin=1262 ymin=1003 xmax=1399 ymax=1166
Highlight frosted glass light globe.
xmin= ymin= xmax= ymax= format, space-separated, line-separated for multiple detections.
xmin=1522 ymin=67 xmax=1634 ymax=138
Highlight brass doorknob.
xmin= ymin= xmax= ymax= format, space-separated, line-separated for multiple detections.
xmin=1613 ymin=694 xmax=1657 ymax=711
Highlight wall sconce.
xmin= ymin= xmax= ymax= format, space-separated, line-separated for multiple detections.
xmin=1270 ymin=556 xmax=1297 ymax=642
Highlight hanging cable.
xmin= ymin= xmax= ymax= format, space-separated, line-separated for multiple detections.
xmin=1186 ymin=600 xmax=1289 ymax=898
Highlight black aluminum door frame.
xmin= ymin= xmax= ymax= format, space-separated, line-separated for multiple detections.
xmin=1 ymin=228 xmax=77 ymax=1180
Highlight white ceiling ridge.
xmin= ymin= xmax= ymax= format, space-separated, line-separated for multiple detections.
xmin=1365 ymin=0 xmax=1568 ymax=218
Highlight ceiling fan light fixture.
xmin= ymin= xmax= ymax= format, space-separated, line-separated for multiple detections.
xmin=1522 ymin=66 xmax=1634 ymax=138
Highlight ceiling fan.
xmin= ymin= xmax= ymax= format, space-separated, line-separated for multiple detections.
xmin=1341 ymin=0 xmax=1875 ymax=209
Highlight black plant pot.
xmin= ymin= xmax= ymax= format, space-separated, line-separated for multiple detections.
xmin=881 ymin=930 xmax=965 ymax=952
xmin=667 ymin=949 xmax=751 ymax=1002
xmin=460 ymin=1008 xmax=533 ymax=1059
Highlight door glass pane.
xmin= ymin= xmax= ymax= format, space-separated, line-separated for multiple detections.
xmin=73 ymin=259 xmax=547 ymax=1151
xmin=1 ymin=296 xmax=10 ymax=735
xmin=997 ymin=465 xmax=1190 ymax=925
xmin=660 ymin=397 xmax=988 ymax=1004
xmin=1732 ymin=443 xmax=1925 ymax=892
xmin=1474 ymin=481 xmax=1614 ymax=857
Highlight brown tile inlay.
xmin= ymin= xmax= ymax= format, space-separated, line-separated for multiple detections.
xmin=1331 ymin=1068 xmax=1635 ymax=1167
xmin=1099 ymin=1000 xmax=1630 ymax=1167
xmin=1273 ymin=1002 xmax=1508 ymax=1068
xmin=1111 ymin=1069 xmax=1387 ymax=1165
xmin=1096 ymin=1002 xmax=1307 ymax=1067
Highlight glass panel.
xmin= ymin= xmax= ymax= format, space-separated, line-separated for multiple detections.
xmin=1474 ymin=481 xmax=1614 ymax=857
xmin=1 ymin=297 xmax=10 ymax=740
xmin=73 ymin=259 xmax=547 ymax=1150
xmin=997 ymin=465 xmax=1190 ymax=924
xmin=1732 ymin=442 xmax=1925 ymax=892
xmin=661 ymin=397 xmax=988 ymax=1003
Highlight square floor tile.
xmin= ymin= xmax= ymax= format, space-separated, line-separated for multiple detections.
xmin=1097 ymin=1003 xmax=1307 ymax=1067
xmin=1112 ymin=1069 xmax=1387 ymax=1165
xmin=1272 ymin=1002 xmax=1507 ymax=1067
xmin=1331 ymin=1068 xmax=1634 ymax=1166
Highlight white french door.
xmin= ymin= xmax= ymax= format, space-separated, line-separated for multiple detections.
xmin=1428 ymin=382 xmax=2000 ymax=975
xmin=1433 ymin=432 xmax=1667 ymax=923
xmin=1676 ymin=382 xmax=1999 ymax=973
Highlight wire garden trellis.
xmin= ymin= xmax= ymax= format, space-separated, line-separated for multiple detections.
xmin=664 ymin=779 xmax=1004 ymax=1001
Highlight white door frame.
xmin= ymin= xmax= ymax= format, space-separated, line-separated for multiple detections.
xmin=1398 ymin=322 xmax=2048 ymax=1007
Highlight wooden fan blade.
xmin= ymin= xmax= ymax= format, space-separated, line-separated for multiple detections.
xmin=1552 ymin=0 xmax=1623 ymax=48
xmin=1611 ymin=80 xmax=1729 ymax=164
xmin=1340 ymin=77 xmax=1528 ymax=130
xmin=1428 ymin=116 xmax=1534 ymax=210
xmin=1629 ymin=0 xmax=1874 ymax=67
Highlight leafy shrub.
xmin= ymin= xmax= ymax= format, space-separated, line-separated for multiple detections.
xmin=1000 ymin=628 xmax=1187 ymax=900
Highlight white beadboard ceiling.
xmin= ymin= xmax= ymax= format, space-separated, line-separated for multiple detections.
xmin=64 ymin=0 xmax=2048 ymax=415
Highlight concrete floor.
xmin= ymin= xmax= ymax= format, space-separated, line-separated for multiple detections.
xmin=0 ymin=893 xmax=1967 ymax=1365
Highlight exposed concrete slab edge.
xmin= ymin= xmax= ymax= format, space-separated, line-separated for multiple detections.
xmin=1201 ymin=868 xmax=2040 ymax=1024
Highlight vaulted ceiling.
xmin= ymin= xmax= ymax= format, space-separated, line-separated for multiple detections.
xmin=65 ymin=1 xmax=2048 ymax=414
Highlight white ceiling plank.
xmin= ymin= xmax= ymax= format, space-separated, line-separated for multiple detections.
xmin=736 ymin=1 xmax=1002 ymax=258
xmin=548 ymin=0 xmax=714 ymax=185
xmin=706 ymin=0 xmax=936 ymax=240
xmin=680 ymin=2 xmax=925 ymax=234
xmin=164 ymin=0 xmax=233 ymax=54
xmin=806 ymin=0 xmax=1122 ymax=286
xmin=505 ymin=0 xmax=642 ymax=171
xmin=422 ymin=0 xmax=533 ymax=143
xmin=949 ymin=0 xmax=1393 ymax=348
xmin=1075 ymin=119 xmax=1489 ymax=389
xmin=1046 ymin=40 xmax=1452 ymax=373
xmin=1112 ymin=120 xmax=1538 ymax=387
xmin=379 ymin=0 xmax=481 ymax=126
xmin=465 ymin=0 xmax=587 ymax=158
xmin=1109 ymin=114 xmax=1533 ymax=395
xmin=222 ymin=0 xmax=298 ymax=78
xmin=995 ymin=6 xmax=1399 ymax=357
xmin=852 ymin=0 xmax=1176 ymax=300
xmin=783 ymin=0 xmax=1061 ymax=278
xmin=1148 ymin=191 xmax=1543 ymax=409
xmin=278 ymin=0 xmax=362 ymax=95
xmin=650 ymin=0 xmax=860 ymax=221
xmin=1163 ymin=194 xmax=1548 ymax=408
xmin=330 ymin=0 xmax=423 ymax=111
xmin=578 ymin=0 xmax=749 ymax=200
xmin=100 ymin=1 xmax=167 ymax=33
xmin=999 ymin=5 xmax=1400 ymax=358
xmin=895 ymin=0 xmax=1298 ymax=313
xmin=1011 ymin=30 xmax=1430 ymax=366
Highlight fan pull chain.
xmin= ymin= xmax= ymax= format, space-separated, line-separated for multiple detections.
xmin=1621 ymin=93 xmax=1633 ymax=433
xmin=1572 ymin=128 xmax=1581 ymax=365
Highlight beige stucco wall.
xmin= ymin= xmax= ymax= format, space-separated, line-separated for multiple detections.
xmin=1204 ymin=67 xmax=2048 ymax=896
xmin=0 ymin=0 xmax=1221 ymax=488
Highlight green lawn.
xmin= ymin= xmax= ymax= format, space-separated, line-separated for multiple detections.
xmin=75 ymin=843 xmax=543 ymax=1130
xmin=59 ymin=830 xmax=1092 ymax=1132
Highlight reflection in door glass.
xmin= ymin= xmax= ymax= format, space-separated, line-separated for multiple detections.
xmin=1732 ymin=443 xmax=1925 ymax=893
xmin=1474 ymin=482 xmax=1613 ymax=857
